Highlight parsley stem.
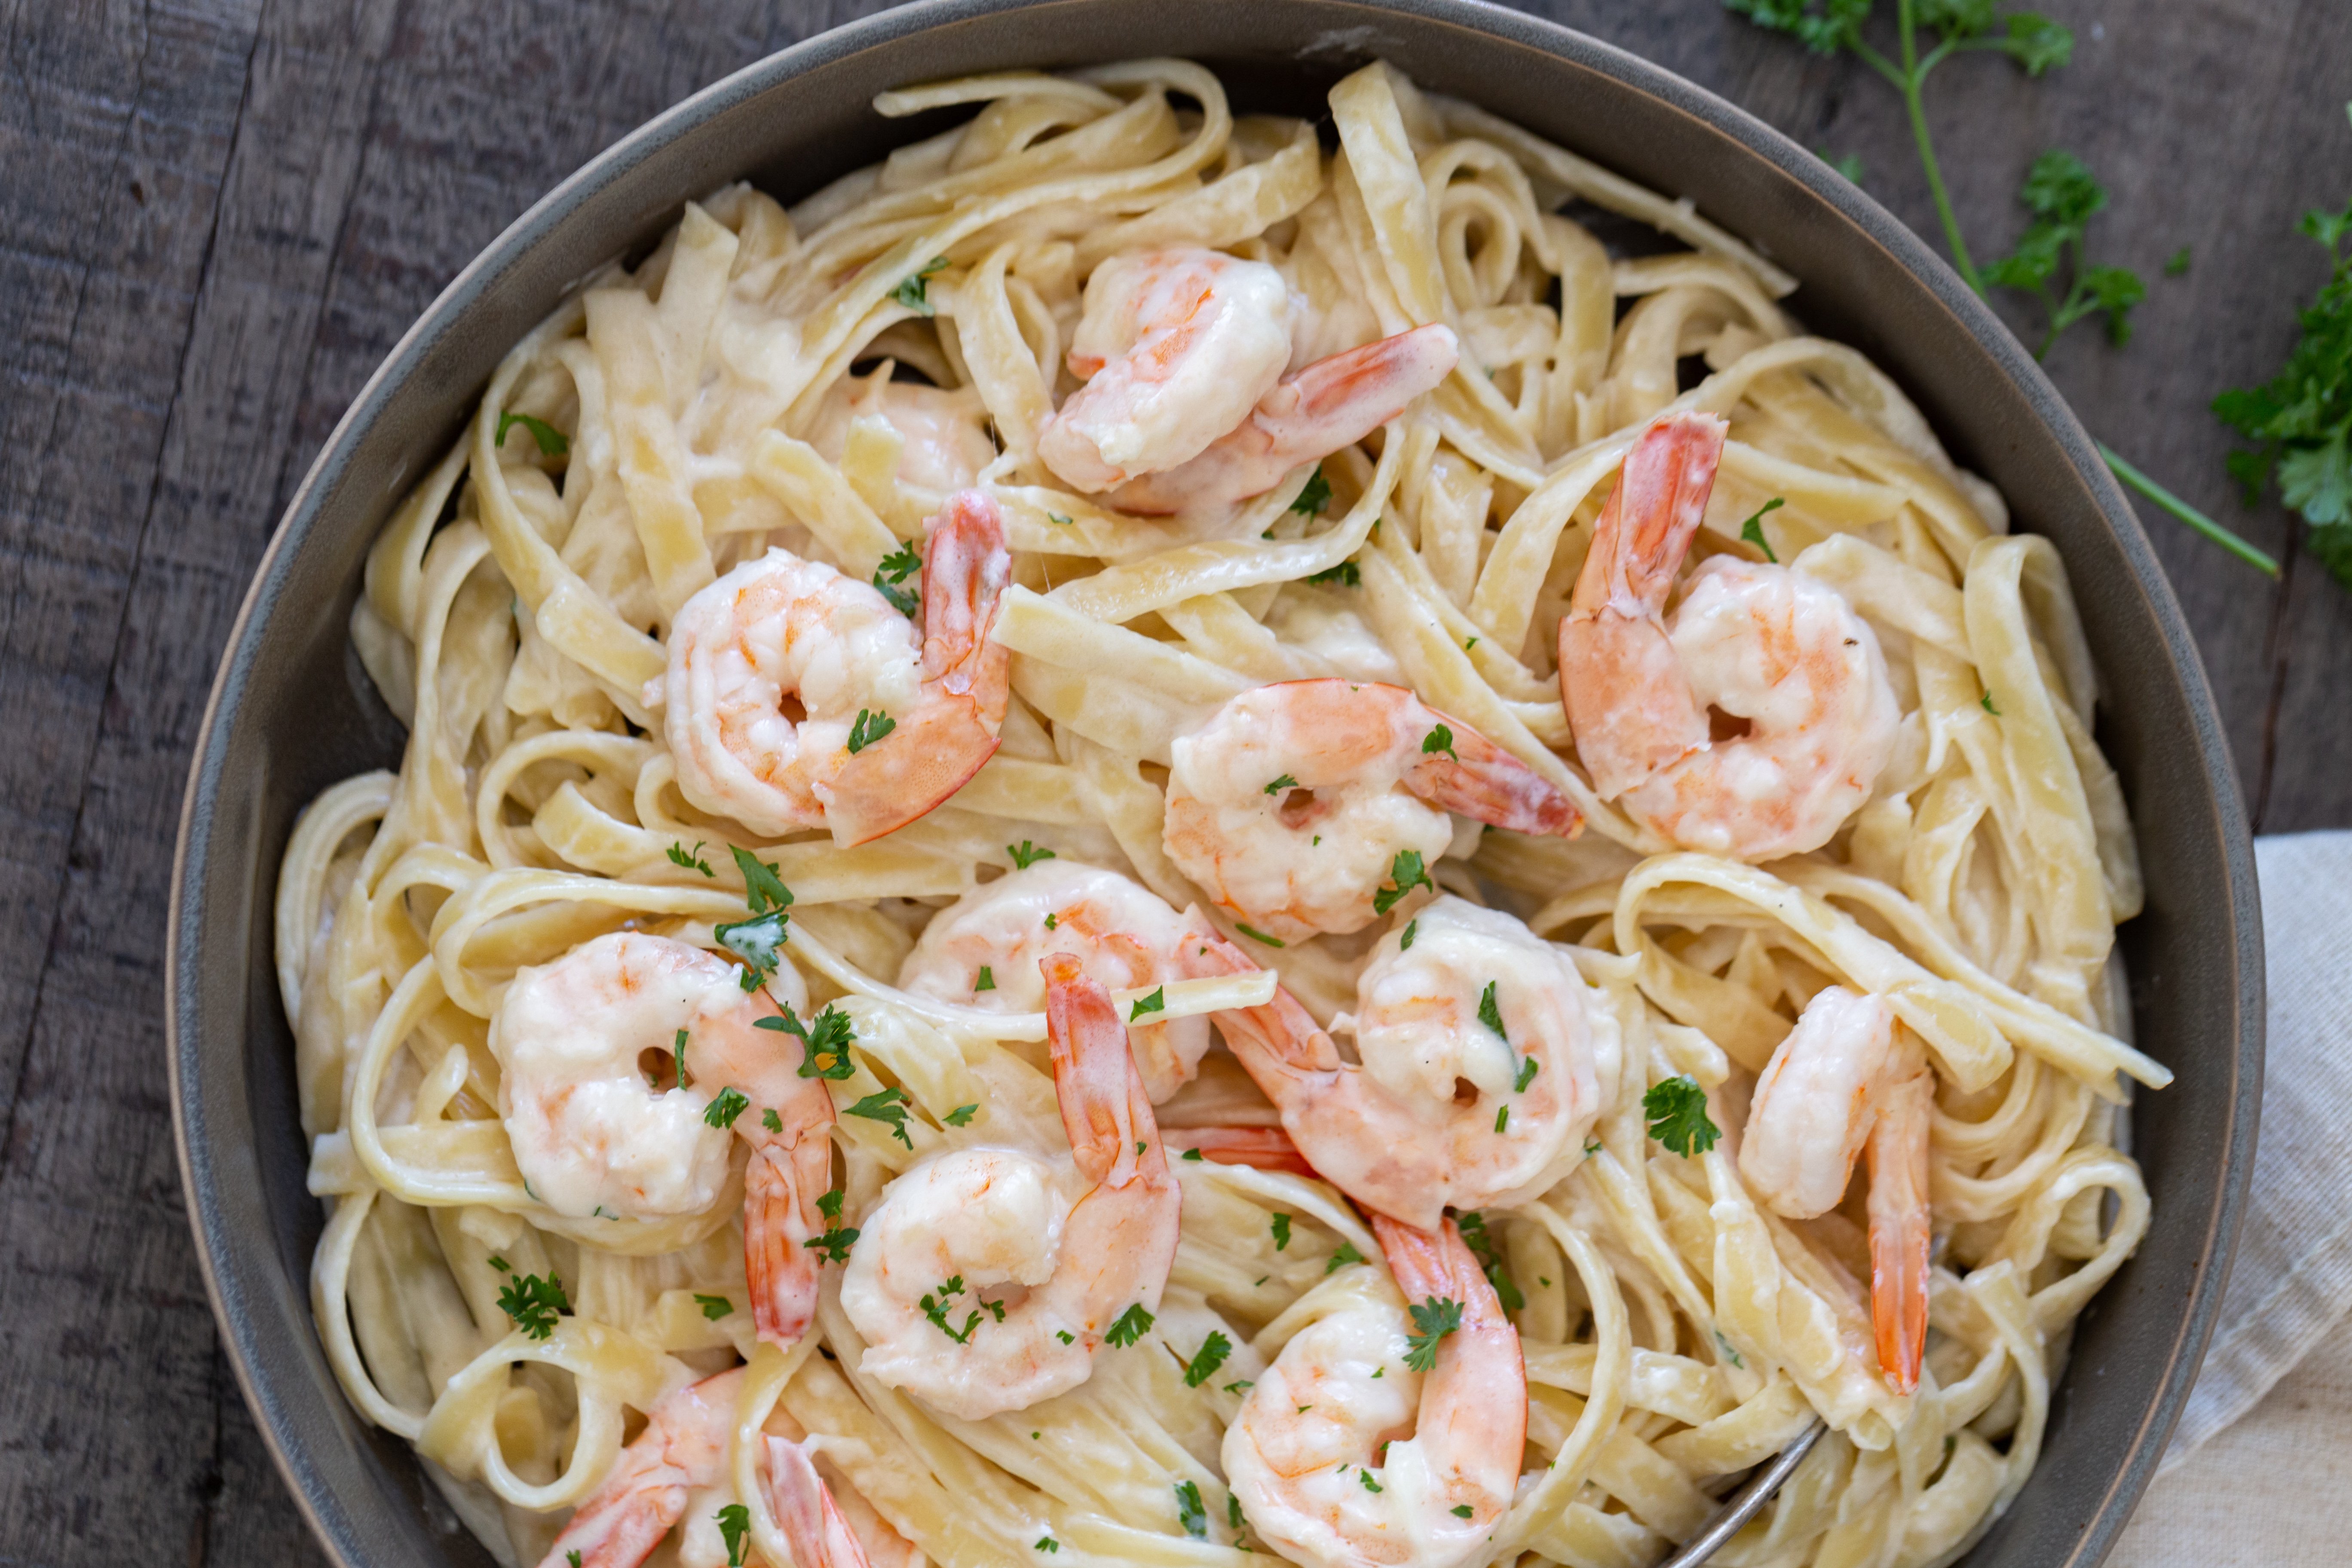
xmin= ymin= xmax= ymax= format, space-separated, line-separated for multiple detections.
xmin=1893 ymin=0 xmax=1984 ymax=295
xmin=2097 ymin=442 xmax=2280 ymax=576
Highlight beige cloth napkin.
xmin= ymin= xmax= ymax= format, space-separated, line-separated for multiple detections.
xmin=2109 ymin=831 xmax=2352 ymax=1565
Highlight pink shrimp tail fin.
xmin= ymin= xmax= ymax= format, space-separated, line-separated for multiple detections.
xmin=1402 ymin=708 xmax=1583 ymax=838
xmin=1111 ymin=325 xmax=1458 ymax=512
xmin=744 ymin=1136 xmax=824 ymax=1348
xmin=1866 ymin=1070 xmax=1932 ymax=1394
xmin=1041 ymin=952 xmax=1164 ymax=1189
xmin=1559 ymin=411 xmax=1727 ymax=799
xmin=537 ymin=1479 xmax=682 ymax=1568
xmin=763 ymin=1436 xmax=875 ymax=1568
xmin=1161 ymin=1125 xmax=1316 ymax=1176
xmin=539 ymin=1372 xmax=740 ymax=1568
xmin=825 ymin=490 xmax=1011 ymax=847
xmin=1177 ymin=934 xmax=1347 ymax=1088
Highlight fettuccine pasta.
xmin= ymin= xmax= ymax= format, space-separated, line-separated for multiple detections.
xmin=279 ymin=57 xmax=2156 ymax=1568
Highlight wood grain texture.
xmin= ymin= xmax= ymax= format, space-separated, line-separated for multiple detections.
xmin=0 ymin=0 xmax=2341 ymax=1560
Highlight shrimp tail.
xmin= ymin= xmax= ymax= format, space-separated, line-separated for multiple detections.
xmin=1372 ymin=1215 xmax=1527 ymax=1487
xmin=1560 ymin=411 xmax=1727 ymax=799
xmin=823 ymin=490 xmax=1010 ymax=847
xmin=539 ymin=1370 xmax=740 ymax=1568
xmin=763 ymin=1436 xmax=874 ymax=1568
xmin=1161 ymin=1125 xmax=1317 ymax=1176
xmin=1402 ymin=713 xmax=1582 ymax=837
xmin=1176 ymin=934 xmax=1347 ymax=1089
xmin=744 ymin=1128 xmax=829 ymax=1348
xmin=1113 ymin=325 xmax=1459 ymax=512
xmin=1866 ymin=1070 xmax=1932 ymax=1394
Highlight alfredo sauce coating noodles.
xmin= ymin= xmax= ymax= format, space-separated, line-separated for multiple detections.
xmin=276 ymin=57 xmax=2163 ymax=1568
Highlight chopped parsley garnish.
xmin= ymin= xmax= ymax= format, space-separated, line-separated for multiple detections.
xmin=974 ymin=965 xmax=995 ymax=992
xmin=762 ymin=1106 xmax=782 ymax=1130
xmin=1056 ymin=1329 xmax=1076 ymax=1344
xmin=1047 ymin=511 xmax=1073 ymax=526
xmin=1455 ymin=1209 xmax=1524 ymax=1311
xmin=1270 ymin=1213 xmax=1292 ymax=1251
xmin=1264 ymin=773 xmax=1297 ymax=794
xmin=1715 ymin=1329 xmax=1746 ymax=1370
xmin=846 ymin=707 xmax=895 ymax=753
xmin=1105 ymin=1303 xmax=1155 ymax=1348
xmin=715 ymin=845 xmax=793 ymax=988
xmin=1326 ymin=1239 xmax=1368 ymax=1274
xmin=486 ymin=1255 xmax=510 ymax=1273
xmin=1643 ymin=1074 xmax=1721 ymax=1157
xmin=1230 ymin=1493 xmax=1245 ymax=1530
xmin=890 ymin=255 xmax=949 ymax=316
xmin=1403 ymin=1297 xmax=1464 ymax=1372
xmin=757 ymin=1001 xmax=857 ymax=1080
xmin=1583 ymin=1136 xmax=1603 ymax=1158
xmin=1494 ymin=1105 xmax=1510 ymax=1133
xmin=945 ymin=1103 xmax=978 ymax=1126
xmin=804 ymin=1190 xmax=860 ymax=1263
xmin=1175 ymin=1480 xmax=1209 ymax=1539
xmin=845 ymin=1085 xmax=914 ymax=1148
xmin=1304 ymin=560 xmax=1360 ymax=587
xmin=1514 ymin=1057 xmax=1540 ymax=1093
xmin=496 ymin=1269 xmax=571 ymax=1341
xmin=730 ymin=844 xmax=792 ymax=911
xmin=871 ymin=539 xmax=923 ymax=616
xmin=1477 ymin=980 xmax=1507 ymax=1039
xmin=1044 ymin=913 xmax=1058 ymax=930
xmin=1357 ymin=1468 xmax=1384 ymax=1494
xmin=666 ymin=839 xmax=714 ymax=876
xmin=1738 ymin=497 xmax=1784 ymax=562
xmin=1130 ymin=986 xmax=1165 ymax=1020
xmin=1372 ymin=848 xmax=1432 ymax=917
xmin=703 ymin=1087 xmax=750 ymax=1129
xmin=695 ymin=1293 xmax=734 ymax=1320
xmin=716 ymin=1502 xmax=751 ymax=1566
xmin=1451 ymin=1504 xmax=1475 ymax=1519
xmin=496 ymin=410 xmax=569 ymax=458
xmin=1422 ymin=723 xmax=1458 ymax=763
xmin=1223 ymin=1379 xmax=1254 ymax=1395
xmin=1290 ymin=465 xmax=1331 ymax=515
xmin=921 ymin=1276 xmax=983 ymax=1343
xmin=1981 ymin=690 xmax=2002 ymax=715
xmin=1235 ymin=922 xmax=1286 ymax=947
xmin=570 ymin=1553 xmax=585 ymax=1568
xmin=1181 ymin=1147 xmax=1204 ymax=1161
xmin=1399 ymin=919 xmax=1417 ymax=950
xmin=1008 ymin=839 xmax=1056 ymax=869
xmin=1034 ymin=1538 xmax=1060 ymax=1554
xmin=1181 ymin=1331 xmax=1233 ymax=1387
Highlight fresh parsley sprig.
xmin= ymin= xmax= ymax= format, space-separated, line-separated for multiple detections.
xmin=1182 ymin=1331 xmax=1234 ymax=1387
xmin=496 ymin=1268 xmax=571 ymax=1341
xmin=845 ymin=1085 xmax=915 ymax=1148
xmin=891 ymin=255 xmax=949 ymax=316
xmin=1984 ymin=150 xmax=2145 ymax=356
xmin=756 ymin=1000 xmax=858 ymax=1081
xmin=1403 ymin=1296 xmax=1464 ymax=1372
xmin=715 ymin=845 xmax=793 ymax=990
xmin=1372 ymin=849 xmax=1433 ymax=917
xmin=1643 ymin=1074 xmax=1722 ymax=1157
xmin=872 ymin=539 xmax=923 ymax=616
xmin=1105 ymin=1303 xmax=1156 ymax=1348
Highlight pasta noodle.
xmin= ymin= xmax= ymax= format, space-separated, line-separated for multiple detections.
xmin=279 ymin=56 xmax=2157 ymax=1568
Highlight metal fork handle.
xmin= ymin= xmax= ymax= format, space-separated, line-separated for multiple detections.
xmin=1652 ymin=1420 xmax=1827 ymax=1568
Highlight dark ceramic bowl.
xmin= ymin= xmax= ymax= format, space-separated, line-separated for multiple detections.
xmin=168 ymin=2 xmax=2263 ymax=1564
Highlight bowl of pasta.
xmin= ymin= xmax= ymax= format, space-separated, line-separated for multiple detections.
xmin=168 ymin=2 xmax=2262 ymax=1567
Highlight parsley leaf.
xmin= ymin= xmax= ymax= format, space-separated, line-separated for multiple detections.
xmin=1230 ymin=1493 xmax=1246 ymax=1530
xmin=1399 ymin=918 xmax=1417 ymax=950
xmin=1450 ymin=1504 xmax=1475 ymax=1519
xmin=1034 ymin=1538 xmax=1060 ymax=1553
xmin=758 ymin=1001 xmax=857 ymax=1080
xmin=2218 ymin=197 xmax=2352 ymax=581
xmin=1357 ymin=1468 xmax=1383 ymax=1494
xmin=715 ymin=1502 xmax=752 ymax=1567
xmin=1290 ymin=466 xmax=1331 ymax=515
xmin=845 ymin=1085 xmax=915 ymax=1148
xmin=1235 ymin=922 xmax=1286 ymax=947
xmin=1325 ymin=1239 xmax=1368 ymax=1274
xmin=715 ymin=911 xmax=788 ymax=990
xmin=804 ymin=1200 xmax=861 ymax=1263
xmin=1455 ymin=1210 xmax=1525 ymax=1312
xmin=1403 ymin=1296 xmax=1464 ymax=1372
xmin=1270 ymin=1213 xmax=1292 ymax=1251
xmin=846 ymin=707 xmax=895 ymax=753
xmin=1175 ymin=1480 xmax=1208 ymax=1539
xmin=1981 ymin=690 xmax=2002 ymax=715
xmin=496 ymin=1269 xmax=571 ymax=1341
xmin=1477 ymin=980 xmax=1507 ymax=1040
xmin=1105 ymin=1303 xmax=1155 ymax=1348
xmin=695 ymin=1292 xmax=734 ymax=1320
xmin=1182 ymin=1331 xmax=1234 ymax=1387
xmin=729 ymin=845 xmax=792 ymax=913
xmin=872 ymin=539 xmax=924 ymax=616
xmin=1264 ymin=773 xmax=1297 ymax=794
xmin=1223 ymin=1379 xmax=1254 ymax=1395
xmin=1304 ymin=560 xmax=1360 ymax=587
xmin=703 ymin=1087 xmax=750 ymax=1130
xmin=891 ymin=255 xmax=949 ymax=316
xmin=1007 ymin=839 xmax=1057 ymax=869
xmin=1738 ymin=496 xmax=1784 ymax=561
xmin=1984 ymin=149 xmax=2146 ymax=355
xmin=1130 ymin=986 xmax=1165 ymax=1020
xmin=974 ymin=965 xmax=995 ymax=992
xmin=667 ymin=839 xmax=714 ymax=876
xmin=1715 ymin=1328 xmax=1746 ymax=1369
xmin=1372 ymin=848 xmax=1432 ymax=917
xmin=496 ymin=410 xmax=570 ymax=458
xmin=945 ymin=1103 xmax=978 ymax=1126
xmin=1643 ymin=1074 xmax=1722 ymax=1157
xmin=1422 ymin=723 xmax=1458 ymax=763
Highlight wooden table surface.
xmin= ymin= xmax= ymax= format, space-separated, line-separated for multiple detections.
xmin=3 ymin=0 xmax=2346 ymax=1559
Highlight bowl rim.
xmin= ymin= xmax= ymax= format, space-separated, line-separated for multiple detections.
xmin=168 ymin=1 xmax=2264 ymax=1563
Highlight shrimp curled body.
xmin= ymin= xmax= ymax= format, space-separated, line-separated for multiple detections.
xmin=1560 ymin=412 xmax=1897 ymax=860
xmin=1193 ymin=897 xmax=1606 ymax=1229
xmin=660 ymin=490 xmax=1011 ymax=847
xmin=1164 ymin=680 xmax=1580 ymax=943
xmin=1224 ymin=1216 xmax=1525 ymax=1568
xmin=840 ymin=954 xmax=1182 ymax=1421
xmin=896 ymin=860 xmax=1220 ymax=1102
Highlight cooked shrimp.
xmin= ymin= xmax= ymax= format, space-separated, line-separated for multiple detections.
xmin=1190 ymin=897 xmax=1600 ymax=1228
xmin=1109 ymin=323 xmax=1459 ymax=515
xmin=1036 ymin=248 xmax=1297 ymax=492
xmin=1034 ymin=246 xmax=1458 ymax=513
xmin=1224 ymin=1216 xmax=1525 ymax=1568
xmin=808 ymin=362 xmax=998 ymax=493
xmin=490 ymin=933 xmax=836 ymax=1347
xmin=1162 ymin=679 xmax=1580 ymax=943
xmin=763 ymin=1436 xmax=878 ymax=1568
xmin=895 ymin=860 xmax=1220 ymax=1101
xmin=1737 ymin=986 xmax=1931 ymax=1392
xmin=1559 ymin=410 xmax=1898 ymax=860
xmin=539 ymin=1369 xmax=741 ymax=1568
xmin=839 ymin=954 xmax=1182 ymax=1421
xmin=659 ymin=489 xmax=1011 ymax=847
